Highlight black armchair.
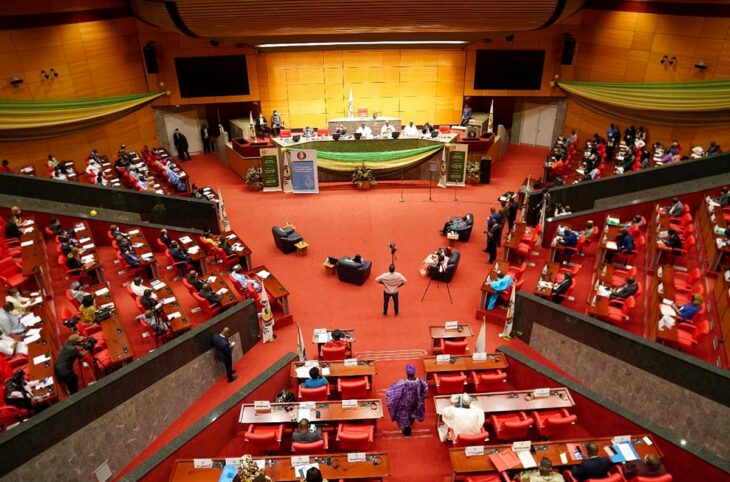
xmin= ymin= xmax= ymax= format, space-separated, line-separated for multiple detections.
xmin=442 ymin=213 xmax=474 ymax=241
xmin=428 ymin=251 xmax=460 ymax=282
xmin=272 ymin=225 xmax=303 ymax=254
xmin=336 ymin=257 xmax=372 ymax=285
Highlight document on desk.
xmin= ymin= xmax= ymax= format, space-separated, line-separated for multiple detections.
xmin=33 ymin=354 xmax=50 ymax=365
xmin=295 ymin=366 xmax=311 ymax=378
xmin=606 ymin=241 xmax=618 ymax=250
xmin=516 ymin=450 xmax=537 ymax=468
xmin=95 ymin=287 xmax=110 ymax=296
xmin=20 ymin=240 xmax=34 ymax=247
xmin=167 ymin=311 xmax=182 ymax=319
xmin=297 ymin=408 xmax=311 ymax=422
xmin=488 ymin=449 xmax=521 ymax=472
xmin=294 ymin=463 xmax=320 ymax=479
xmin=257 ymin=270 xmax=271 ymax=279
xmin=180 ymin=236 xmax=193 ymax=243
xmin=20 ymin=314 xmax=42 ymax=327
xmin=659 ymin=304 xmax=676 ymax=316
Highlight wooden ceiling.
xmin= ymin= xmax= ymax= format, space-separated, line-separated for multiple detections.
xmin=129 ymin=0 xmax=586 ymax=45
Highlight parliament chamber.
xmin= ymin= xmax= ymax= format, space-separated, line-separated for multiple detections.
xmin=0 ymin=1 xmax=729 ymax=481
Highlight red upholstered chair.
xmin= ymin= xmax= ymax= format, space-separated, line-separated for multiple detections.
xmin=214 ymin=247 xmax=238 ymax=269
xmin=0 ymin=405 xmax=29 ymax=432
xmin=443 ymin=340 xmax=469 ymax=355
xmin=610 ymin=265 xmax=637 ymax=286
xmin=191 ymin=291 xmax=222 ymax=317
xmin=298 ymin=384 xmax=330 ymax=402
xmin=245 ymin=424 xmax=284 ymax=453
xmin=0 ymin=257 xmax=31 ymax=289
xmin=336 ymin=423 xmax=374 ymax=451
xmin=164 ymin=250 xmax=191 ymax=274
xmin=156 ymin=238 xmax=169 ymax=251
xmin=433 ymin=372 xmax=467 ymax=395
xmin=76 ymin=323 xmax=107 ymax=350
xmin=532 ymin=409 xmax=577 ymax=438
xmin=65 ymin=289 xmax=81 ymax=308
xmin=500 ymin=279 xmax=523 ymax=304
xmin=0 ymin=356 xmax=27 ymax=383
xmin=674 ymin=319 xmax=710 ymax=352
xmin=450 ymin=427 xmax=489 ymax=447
xmin=606 ymin=296 xmax=636 ymax=324
xmin=470 ymin=370 xmax=507 ymax=392
xmin=674 ymin=282 xmax=705 ymax=306
xmin=506 ymin=262 xmax=527 ymax=280
xmin=490 ymin=411 xmax=533 ymax=441
xmin=674 ymin=267 xmax=701 ymax=292
xmin=292 ymin=432 xmax=329 ymax=454
xmin=669 ymin=235 xmax=696 ymax=265
xmin=181 ymin=278 xmax=197 ymax=294
xmin=317 ymin=129 xmax=329 ymax=137
xmin=357 ymin=107 xmax=368 ymax=117
xmin=337 ymin=377 xmax=369 ymax=399
xmin=559 ymin=262 xmax=582 ymax=277
xmin=439 ymin=125 xmax=451 ymax=134
xmin=320 ymin=345 xmax=347 ymax=361
xmin=465 ymin=475 xmax=509 ymax=482
xmin=279 ymin=129 xmax=292 ymax=138
xmin=433 ymin=337 xmax=465 ymax=354
xmin=564 ymin=471 xmax=623 ymax=482
xmin=625 ymin=474 xmax=673 ymax=482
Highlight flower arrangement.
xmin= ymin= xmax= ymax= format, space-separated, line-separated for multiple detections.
xmin=245 ymin=167 xmax=264 ymax=190
xmin=466 ymin=160 xmax=481 ymax=184
xmin=351 ymin=165 xmax=376 ymax=189
xmin=237 ymin=455 xmax=272 ymax=482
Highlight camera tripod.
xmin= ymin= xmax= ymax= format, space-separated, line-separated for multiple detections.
xmin=421 ymin=262 xmax=453 ymax=304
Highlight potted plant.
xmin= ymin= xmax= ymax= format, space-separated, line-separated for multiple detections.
xmin=245 ymin=166 xmax=264 ymax=191
xmin=466 ymin=160 xmax=481 ymax=185
xmin=351 ymin=166 xmax=376 ymax=190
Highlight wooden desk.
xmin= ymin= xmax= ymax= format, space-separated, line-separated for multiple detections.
xmin=435 ymin=388 xmax=574 ymax=417
xmin=25 ymin=301 xmax=62 ymax=403
xmin=204 ymin=271 xmax=238 ymax=309
xmin=698 ymin=199 xmax=730 ymax=272
xmin=450 ymin=434 xmax=662 ymax=478
xmin=89 ymin=283 xmax=134 ymax=366
xmin=72 ymin=221 xmax=105 ymax=283
xmin=480 ymin=260 xmax=510 ymax=307
xmin=503 ymin=223 xmax=533 ymax=262
xmin=238 ymin=400 xmax=383 ymax=426
xmin=126 ymin=228 xmax=159 ymax=279
xmin=534 ymin=262 xmax=562 ymax=299
xmin=597 ymin=217 xmax=622 ymax=264
xmin=430 ymin=324 xmax=473 ymax=353
xmin=290 ymin=360 xmax=376 ymax=385
xmin=548 ymin=224 xmax=572 ymax=263
xmin=177 ymin=234 xmax=208 ymax=274
xmin=220 ymin=231 xmax=253 ymax=271
xmin=422 ymin=354 xmax=508 ymax=378
xmin=249 ymin=265 xmax=290 ymax=314
xmin=586 ymin=294 xmax=610 ymax=320
xmin=150 ymin=279 xmax=192 ymax=335
xmin=714 ymin=269 xmax=730 ymax=362
xmin=19 ymin=218 xmax=52 ymax=295
xmin=312 ymin=329 xmax=355 ymax=355
xmin=647 ymin=265 xmax=680 ymax=343
xmin=169 ymin=453 xmax=391 ymax=482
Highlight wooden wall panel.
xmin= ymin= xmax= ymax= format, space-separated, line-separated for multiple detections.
xmin=0 ymin=18 xmax=158 ymax=172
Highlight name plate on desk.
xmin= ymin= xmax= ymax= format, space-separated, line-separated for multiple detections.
xmin=465 ymin=446 xmax=484 ymax=457
xmin=533 ymin=388 xmax=550 ymax=398
xmin=342 ymin=399 xmax=358 ymax=408
xmin=344 ymin=358 xmax=358 ymax=367
xmin=225 ymin=458 xmax=239 ymax=466
xmin=612 ymin=435 xmax=631 ymax=444
xmin=436 ymin=354 xmax=451 ymax=364
xmin=254 ymin=400 xmax=271 ymax=412
xmin=291 ymin=456 xmax=310 ymax=467
xmin=193 ymin=459 xmax=214 ymax=468
xmin=445 ymin=321 xmax=459 ymax=330
xmin=299 ymin=402 xmax=315 ymax=410
xmin=347 ymin=452 xmax=367 ymax=462
xmin=472 ymin=352 xmax=487 ymax=361
xmin=305 ymin=360 xmax=319 ymax=368
xmin=512 ymin=440 xmax=531 ymax=452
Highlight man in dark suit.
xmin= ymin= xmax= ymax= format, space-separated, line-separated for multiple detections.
xmin=199 ymin=283 xmax=222 ymax=304
xmin=483 ymin=219 xmax=500 ymax=264
xmin=200 ymin=124 xmax=211 ymax=154
xmin=169 ymin=240 xmax=193 ymax=274
xmin=213 ymin=327 xmax=236 ymax=382
xmin=173 ymin=128 xmax=190 ymax=161
xmin=551 ymin=272 xmax=573 ymax=304
xmin=571 ymin=442 xmax=612 ymax=481
xmin=610 ymin=276 xmax=638 ymax=300
xmin=623 ymin=455 xmax=667 ymax=479
xmin=140 ymin=289 xmax=161 ymax=315
xmin=159 ymin=228 xmax=173 ymax=248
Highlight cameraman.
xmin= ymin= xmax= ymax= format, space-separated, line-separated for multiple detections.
xmin=54 ymin=334 xmax=86 ymax=395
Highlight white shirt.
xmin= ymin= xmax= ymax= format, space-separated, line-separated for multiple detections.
xmin=380 ymin=124 xmax=394 ymax=136
xmin=441 ymin=405 xmax=485 ymax=438
xmin=130 ymin=282 xmax=150 ymax=298
xmin=5 ymin=294 xmax=30 ymax=315
xmin=356 ymin=126 xmax=372 ymax=137
xmin=403 ymin=124 xmax=419 ymax=137
xmin=0 ymin=309 xmax=25 ymax=335
xmin=374 ymin=271 xmax=407 ymax=294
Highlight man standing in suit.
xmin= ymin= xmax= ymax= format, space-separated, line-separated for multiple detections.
xmin=173 ymin=128 xmax=190 ymax=161
xmin=571 ymin=442 xmax=612 ymax=481
xmin=200 ymin=124 xmax=212 ymax=154
xmin=213 ymin=327 xmax=236 ymax=382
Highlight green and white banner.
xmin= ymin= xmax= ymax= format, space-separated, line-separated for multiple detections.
xmin=446 ymin=143 xmax=468 ymax=187
xmin=260 ymin=147 xmax=281 ymax=192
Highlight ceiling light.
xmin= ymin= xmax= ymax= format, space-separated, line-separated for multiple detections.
xmin=255 ymin=40 xmax=468 ymax=48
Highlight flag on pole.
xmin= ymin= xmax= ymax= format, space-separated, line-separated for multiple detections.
xmin=296 ymin=323 xmax=306 ymax=361
xmin=500 ymin=284 xmax=516 ymax=340
xmin=347 ymin=88 xmax=354 ymax=118
xmin=249 ymin=111 xmax=257 ymax=141
xmin=487 ymin=99 xmax=494 ymax=133
xmin=475 ymin=315 xmax=487 ymax=353
xmin=217 ymin=188 xmax=231 ymax=232
xmin=259 ymin=285 xmax=275 ymax=343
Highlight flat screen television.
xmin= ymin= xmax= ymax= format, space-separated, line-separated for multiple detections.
xmin=175 ymin=55 xmax=249 ymax=98
xmin=473 ymin=50 xmax=545 ymax=90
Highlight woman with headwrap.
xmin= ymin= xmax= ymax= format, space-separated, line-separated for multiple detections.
xmin=385 ymin=364 xmax=428 ymax=436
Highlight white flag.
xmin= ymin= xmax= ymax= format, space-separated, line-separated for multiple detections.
xmin=259 ymin=284 xmax=275 ymax=343
xmin=296 ymin=323 xmax=306 ymax=362
xmin=348 ymin=88 xmax=354 ymax=118
xmin=487 ymin=99 xmax=494 ymax=133
xmin=217 ymin=188 xmax=231 ymax=232
xmin=475 ymin=316 xmax=487 ymax=353
xmin=500 ymin=285 xmax=516 ymax=339
xmin=249 ymin=111 xmax=256 ymax=141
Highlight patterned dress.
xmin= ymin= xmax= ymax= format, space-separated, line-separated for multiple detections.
xmin=385 ymin=377 xmax=428 ymax=429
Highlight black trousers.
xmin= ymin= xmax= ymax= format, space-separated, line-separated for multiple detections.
xmin=486 ymin=240 xmax=498 ymax=263
xmin=383 ymin=292 xmax=399 ymax=315
xmin=202 ymin=138 xmax=211 ymax=153
xmin=218 ymin=355 xmax=234 ymax=381
xmin=56 ymin=370 xmax=79 ymax=395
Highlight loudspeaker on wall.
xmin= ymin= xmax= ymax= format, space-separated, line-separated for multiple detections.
xmin=561 ymin=35 xmax=576 ymax=66
xmin=142 ymin=42 xmax=159 ymax=74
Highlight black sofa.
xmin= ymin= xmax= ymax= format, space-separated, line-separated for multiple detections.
xmin=441 ymin=213 xmax=474 ymax=241
xmin=428 ymin=251 xmax=460 ymax=282
xmin=272 ymin=225 xmax=303 ymax=254
xmin=336 ymin=257 xmax=372 ymax=285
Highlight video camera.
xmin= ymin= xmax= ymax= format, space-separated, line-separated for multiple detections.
xmin=389 ymin=242 xmax=397 ymax=255
xmin=80 ymin=336 xmax=97 ymax=352
xmin=63 ymin=315 xmax=80 ymax=332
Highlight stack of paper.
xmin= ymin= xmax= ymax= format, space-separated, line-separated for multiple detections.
xmin=257 ymin=270 xmax=271 ymax=279
xmin=167 ymin=311 xmax=182 ymax=319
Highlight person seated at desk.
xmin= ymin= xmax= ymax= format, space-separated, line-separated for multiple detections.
xmin=270 ymin=110 xmax=283 ymax=137
xmin=460 ymin=104 xmax=472 ymax=127
xmin=255 ymin=113 xmax=269 ymax=138
xmin=666 ymin=197 xmax=685 ymax=217
xmin=79 ymin=295 xmax=97 ymax=324
xmin=611 ymin=276 xmax=638 ymax=299
xmin=169 ymin=241 xmax=193 ymax=272
xmin=159 ymin=228 xmax=173 ymax=248
xmin=94 ymin=170 xmax=108 ymax=186
xmin=5 ymin=288 xmax=30 ymax=315
xmin=304 ymin=467 xmax=324 ymax=482
xmin=66 ymin=247 xmax=86 ymax=271
xmin=664 ymin=228 xmax=683 ymax=251
xmin=302 ymin=125 xmax=315 ymax=138
xmin=5 ymin=216 xmax=21 ymax=239
xmin=130 ymin=277 xmax=151 ymax=298
xmin=556 ymin=228 xmax=578 ymax=263
xmin=623 ymin=454 xmax=667 ymax=479
xmin=334 ymin=123 xmax=347 ymax=136
xmin=422 ymin=247 xmax=451 ymax=276
xmin=443 ymin=216 xmax=469 ymax=234
xmin=69 ymin=281 xmax=90 ymax=305
xmin=0 ymin=159 xmax=10 ymax=173
xmin=380 ymin=120 xmax=395 ymax=138
xmin=516 ymin=457 xmax=564 ymax=482
xmin=142 ymin=309 xmax=171 ymax=337
xmin=199 ymin=283 xmax=222 ymax=304
xmin=292 ymin=418 xmax=322 ymax=444
xmin=441 ymin=393 xmax=484 ymax=440
xmin=116 ymin=235 xmax=132 ymax=253
xmin=422 ymin=121 xmax=433 ymax=135
xmin=550 ymin=272 xmax=573 ymax=305
xmin=485 ymin=273 xmax=513 ymax=311
xmin=302 ymin=366 xmax=328 ymax=389
xmin=605 ymin=229 xmax=634 ymax=263
xmin=230 ymin=265 xmax=262 ymax=294
xmin=324 ymin=329 xmax=350 ymax=356
xmin=356 ymin=123 xmax=372 ymax=137
xmin=140 ymin=289 xmax=162 ymax=314
xmin=164 ymin=163 xmax=187 ymax=192
xmin=48 ymin=217 xmax=64 ymax=236
xmin=219 ymin=237 xmax=244 ymax=265
xmin=200 ymin=229 xmax=219 ymax=249
xmin=109 ymin=225 xmax=128 ymax=241
xmin=625 ymin=214 xmax=646 ymax=233
xmin=121 ymin=249 xmax=141 ymax=267
xmin=403 ymin=121 xmax=419 ymax=137
xmin=676 ymin=294 xmax=703 ymax=321
xmin=571 ymin=442 xmax=612 ymax=481
xmin=0 ymin=302 xmax=25 ymax=336
xmin=4 ymin=369 xmax=33 ymax=412
xmin=187 ymin=270 xmax=205 ymax=292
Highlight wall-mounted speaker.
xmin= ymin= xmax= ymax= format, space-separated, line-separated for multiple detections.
xmin=142 ymin=42 xmax=159 ymax=74
xmin=561 ymin=35 xmax=576 ymax=66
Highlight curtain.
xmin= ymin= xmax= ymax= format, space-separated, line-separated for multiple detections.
xmin=557 ymin=80 xmax=730 ymax=126
xmin=0 ymin=92 xmax=166 ymax=141
xmin=284 ymin=143 xmax=445 ymax=172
